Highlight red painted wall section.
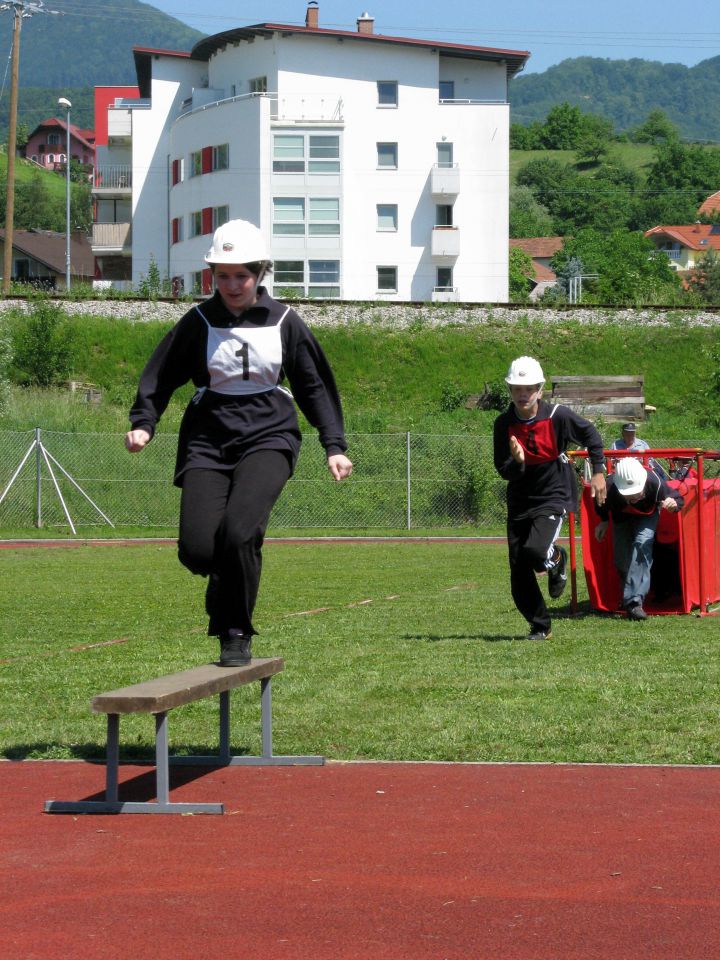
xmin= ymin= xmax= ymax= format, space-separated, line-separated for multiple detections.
xmin=94 ymin=86 xmax=140 ymax=146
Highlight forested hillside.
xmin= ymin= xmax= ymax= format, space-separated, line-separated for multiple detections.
xmin=0 ymin=0 xmax=203 ymax=135
xmin=510 ymin=56 xmax=720 ymax=142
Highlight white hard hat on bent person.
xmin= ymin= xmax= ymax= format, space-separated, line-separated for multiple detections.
xmin=614 ymin=457 xmax=648 ymax=498
xmin=505 ymin=356 xmax=545 ymax=387
xmin=205 ymin=219 xmax=271 ymax=269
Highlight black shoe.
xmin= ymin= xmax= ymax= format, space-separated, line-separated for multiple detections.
xmin=548 ymin=546 xmax=568 ymax=599
xmin=626 ymin=604 xmax=648 ymax=621
xmin=526 ymin=628 xmax=552 ymax=641
xmin=219 ymin=629 xmax=252 ymax=666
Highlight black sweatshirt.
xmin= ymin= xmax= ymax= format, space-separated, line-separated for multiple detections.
xmin=595 ymin=471 xmax=684 ymax=524
xmin=494 ymin=400 xmax=605 ymax=520
xmin=129 ymin=288 xmax=347 ymax=486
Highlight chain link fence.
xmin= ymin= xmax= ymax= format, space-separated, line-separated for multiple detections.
xmin=0 ymin=429 xmax=507 ymax=533
xmin=2 ymin=430 xmax=717 ymax=534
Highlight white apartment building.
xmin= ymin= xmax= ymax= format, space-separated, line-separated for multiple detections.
xmin=93 ymin=3 xmax=528 ymax=302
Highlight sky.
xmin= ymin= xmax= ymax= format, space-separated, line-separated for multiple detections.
xmin=148 ymin=0 xmax=720 ymax=75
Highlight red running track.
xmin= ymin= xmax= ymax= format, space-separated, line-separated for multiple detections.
xmin=2 ymin=760 xmax=720 ymax=960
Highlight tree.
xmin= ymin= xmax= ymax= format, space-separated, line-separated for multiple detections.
xmin=550 ymin=228 xmax=682 ymax=304
xmin=509 ymin=185 xmax=555 ymax=238
xmin=575 ymin=114 xmax=615 ymax=164
xmin=510 ymin=122 xmax=542 ymax=150
xmin=686 ymin=249 xmax=720 ymax=305
xmin=541 ymin=102 xmax=585 ymax=149
xmin=508 ymin=246 xmax=534 ymax=301
xmin=632 ymin=109 xmax=679 ymax=145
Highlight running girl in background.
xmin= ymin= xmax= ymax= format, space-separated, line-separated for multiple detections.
xmin=125 ymin=220 xmax=352 ymax=666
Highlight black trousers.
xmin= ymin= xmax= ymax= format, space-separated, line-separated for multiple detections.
xmin=507 ymin=513 xmax=563 ymax=633
xmin=177 ymin=449 xmax=292 ymax=637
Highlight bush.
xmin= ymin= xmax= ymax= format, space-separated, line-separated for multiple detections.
xmin=10 ymin=299 xmax=74 ymax=387
xmin=0 ymin=324 xmax=11 ymax=415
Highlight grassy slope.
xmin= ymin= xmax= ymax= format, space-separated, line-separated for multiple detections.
xmin=0 ymin=152 xmax=67 ymax=201
xmin=510 ymin=143 xmax=658 ymax=184
xmin=1 ymin=311 xmax=716 ymax=444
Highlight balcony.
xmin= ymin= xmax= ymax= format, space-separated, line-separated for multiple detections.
xmin=93 ymin=165 xmax=132 ymax=193
xmin=431 ymin=163 xmax=460 ymax=198
xmin=431 ymin=286 xmax=459 ymax=302
xmin=92 ymin=222 xmax=132 ymax=254
xmin=431 ymin=226 xmax=460 ymax=258
xmin=107 ymin=108 xmax=131 ymax=142
xmin=270 ymin=93 xmax=343 ymax=124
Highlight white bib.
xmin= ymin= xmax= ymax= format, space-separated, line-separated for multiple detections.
xmin=196 ymin=305 xmax=289 ymax=396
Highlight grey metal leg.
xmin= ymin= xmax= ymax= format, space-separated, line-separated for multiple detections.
xmin=155 ymin=712 xmax=170 ymax=805
xmin=219 ymin=690 xmax=231 ymax=765
xmin=106 ymin=713 xmax=119 ymax=802
xmin=261 ymin=676 xmax=273 ymax=758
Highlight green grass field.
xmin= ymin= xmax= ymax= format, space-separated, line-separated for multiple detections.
xmin=1 ymin=541 xmax=717 ymax=766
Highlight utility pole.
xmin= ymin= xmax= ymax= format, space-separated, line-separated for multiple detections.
xmin=1 ymin=1 xmax=59 ymax=295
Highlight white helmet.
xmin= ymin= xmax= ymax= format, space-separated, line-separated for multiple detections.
xmin=614 ymin=457 xmax=647 ymax=497
xmin=505 ymin=356 xmax=545 ymax=386
xmin=204 ymin=219 xmax=269 ymax=265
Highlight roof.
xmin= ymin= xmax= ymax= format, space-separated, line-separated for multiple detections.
xmin=509 ymin=237 xmax=563 ymax=259
xmin=131 ymin=23 xmax=529 ymax=97
xmin=644 ymin=223 xmax=720 ymax=252
xmin=0 ymin=229 xmax=94 ymax=279
xmin=191 ymin=23 xmax=529 ymax=78
xmin=698 ymin=190 xmax=720 ymax=216
xmin=27 ymin=117 xmax=95 ymax=152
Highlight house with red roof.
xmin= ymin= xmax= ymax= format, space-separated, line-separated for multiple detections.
xmin=697 ymin=190 xmax=720 ymax=218
xmin=24 ymin=118 xmax=95 ymax=173
xmin=644 ymin=223 xmax=720 ymax=271
xmin=509 ymin=236 xmax=563 ymax=298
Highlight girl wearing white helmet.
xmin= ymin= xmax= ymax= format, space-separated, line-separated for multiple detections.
xmin=125 ymin=219 xmax=352 ymax=666
xmin=494 ymin=355 xmax=607 ymax=641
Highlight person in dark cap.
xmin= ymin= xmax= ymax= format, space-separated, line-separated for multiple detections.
xmin=610 ymin=422 xmax=667 ymax=479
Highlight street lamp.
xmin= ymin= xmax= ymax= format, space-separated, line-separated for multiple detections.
xmin=58 ymin=96 xmax=71 ymax=290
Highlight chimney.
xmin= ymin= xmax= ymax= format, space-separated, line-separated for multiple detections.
xmin=306 ymin=1 xmax=319 ymax=29
xmin=357 ymin=11 xmax=374 ymax=34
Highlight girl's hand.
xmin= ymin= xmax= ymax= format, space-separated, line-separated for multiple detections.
xmin=125 ymin=429 xmax=151 ymax=453
xmin=327 ymin=453 xmax=353 ymax=481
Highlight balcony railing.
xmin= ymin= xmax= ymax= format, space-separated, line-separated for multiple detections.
xmin=177 ymin=91 xmax=344 ymax=125
xmin=431 ymin=286 xmax=459 ymax=302
xmin=431 ymin=163 xmax=460 ymax=197
xmin=92 ymin=222 xmax=132 ymax=252
xmin=93 ymin=165 xmax=132 ymax=190
xmin=431 ymin=226 xmax=460 ymax=258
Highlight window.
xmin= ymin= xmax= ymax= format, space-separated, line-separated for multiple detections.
xmin=189 ymin=211 xmax=203 ymax=238
xmin=436 ymin=142 xmax=453 ymax=167
xmin=309 ymin=260 xmax=340 ymax=297
xmin=436 ymin=266 xmax=453 ymax=290
xmin=274 ymin=261 xmax=305 ymax=296
xmin=377 ymin=81 xmax=398 ymax=107
xmin=273 ymin=135 xmax=305 ymax=173
xmin=309 ymin=198 xmax=340 ymax=235
xmin=309 ymin=136 xmax=339 ymax=173
xmin=273 ymin=135 xmax=340 ymax=174
xmin=377 ymin=266 xmax=397 ymax=291
xmin=171 ymin=158 xmax=183 ymax=186
xmin=48 ymin=133 xmax=60 ymax=146
xmin=212 ymin=144 xmax=229 ymax=171
xmin=273 ymin=198 xmax=305 ymax=236
xmin=439 ymin=80 xmax=455 ymax=101
xmin=212 ymin=205 xmax=229 ymax=230
xmin=171 ymin=217 xmax=184 ymax=244
xmin=250 ymin=76 xmax=267 ymax=93
xmin=376 ymin=204 xmax=398 ymax=231
xmin=190 ymin=150 xmax=202 ymax=177
xmin=377 ymin=142 xmax=398 ymax=169
xmin=436 ymin=204 xmax=453 ymax=226
xmin=191 ymin=269 xmax=213 ymax=296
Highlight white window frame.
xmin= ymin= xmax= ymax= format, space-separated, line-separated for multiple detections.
xmin=376 ymin=204 xmax=398 ymax=232
xmin=212 ymin=205 xmax=229 ymax=230
xmin=189 ymin=150 xmax=202 ymax=178
xmin=273 ymin=134 xmax=340 ymax=174
xmin=377 ymin=81 xmax=398 ymax=107
xmin=377 ymin=142 xmax=398 ymax=170
xmin=188 ymin=210 xmax=203 ymax=238
xmin=377 ymin=266 xmax=397 ymax=292
xmin=212 ymin=144 xmax=229 ymax=171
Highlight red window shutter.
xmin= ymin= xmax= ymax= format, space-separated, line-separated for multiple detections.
xmin=202 ymin=207 xmax=213 ymax=235
xmin=171 ymin=159 xmax=180 ymax=186
xmin=172 ymin=218 xmax=179 ymax=244
xmin=202 ymin=146 xmax=212 ymax=174
xmin=202 ymin=267 xmax=213 ymax=295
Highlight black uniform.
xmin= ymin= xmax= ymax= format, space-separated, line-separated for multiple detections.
xmin=493 ymin=400 xmax=605 ymax=634
xmin=129 ymin=287 xmax=347 ymax=637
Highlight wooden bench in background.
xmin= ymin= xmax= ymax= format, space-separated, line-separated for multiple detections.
xmin=45 ymin=657 xmax=323 ymax=816
xmin=551 ymin=375 xmax=647 ymax=422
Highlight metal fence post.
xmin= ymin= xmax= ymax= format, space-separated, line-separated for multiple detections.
xmin=35 ymin=426 xmax=42 ymax=528
xmin=406 ymin=431 xmax=411 ymax=530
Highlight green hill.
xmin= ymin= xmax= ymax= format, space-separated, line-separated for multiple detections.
xmin=0 ymin=0 xmax=204 ymax=135
xmin=510 ymin=56 xmax=720 ymax=142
